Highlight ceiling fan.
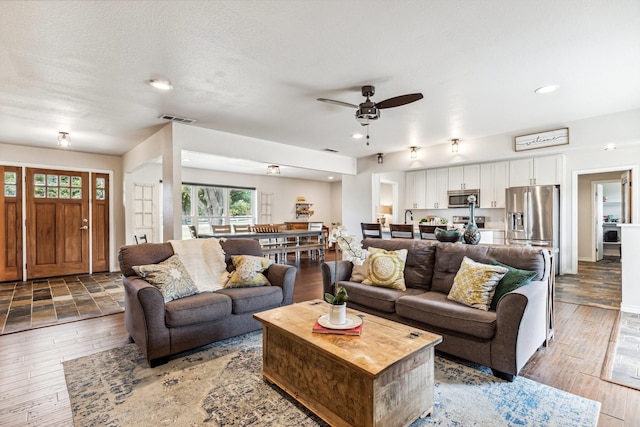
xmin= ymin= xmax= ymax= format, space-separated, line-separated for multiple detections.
xmin=317 ymin=85 xmax=423 ymax=126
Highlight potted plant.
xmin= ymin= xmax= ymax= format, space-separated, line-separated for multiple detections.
xmin=325 ymin=286 xmax=348 ymax=325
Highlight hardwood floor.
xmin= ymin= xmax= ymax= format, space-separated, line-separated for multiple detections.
xmin=0 ymin=253 xmax=638 ymax=426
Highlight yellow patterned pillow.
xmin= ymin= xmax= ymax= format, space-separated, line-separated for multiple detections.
xmin=362 ymin=248 xmax=408 ymax=290
xmin=447 ymin=256 xmax=508 ymax=310
xmin=133 ymin=255 xmax=199 ymax=303
xmin=222 ymin=255 xmax=273 ymax=288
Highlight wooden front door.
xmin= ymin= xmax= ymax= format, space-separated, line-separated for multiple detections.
xmin=0 ymin=166 xmax=23 ymax=281
xmin=92 ymin=173 xmax=109 ymax=272
xmin=26 ymin=168 xmax=89 ymax=279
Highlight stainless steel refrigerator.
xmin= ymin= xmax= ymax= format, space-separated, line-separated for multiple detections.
xmin=505 ymin=185 xmax=559 ymax=269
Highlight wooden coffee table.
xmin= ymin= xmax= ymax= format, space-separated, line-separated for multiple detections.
xmin=253 ymin=300 xmax=442 ymax=427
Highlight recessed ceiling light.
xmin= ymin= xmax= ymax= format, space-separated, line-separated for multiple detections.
xmin=605 ymin=143 xmax=617 ymax=151
xmin=148 ymin=79 xmax=174 ymax=91
xmin=328 ymin=176 xmax=334 ymax=180
xmin=534 ymin=85 xmax=559 ymax=94
xmin=352 ymin=133 xmax=364 ymax=139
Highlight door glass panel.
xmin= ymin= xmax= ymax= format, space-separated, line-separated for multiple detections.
xmin=34 ymin=174 xmax=46 ymax=186
xmin=4 ymin=171 xmax=17 ymax=197
xmin=96 ymin=177 xmax=105 ymax=189
xmin=71 ymin=188 xmax=82 ymax=199
xmin=96 ymin=189 xmax=105 ymax=200
xmin=47 ymin=175 xmax=59 ymax=186
xmin=60 ymin=175 xmax=70 ymax=187
xmin=4 ymin=171 xmax=16 ymax=184
xmin=60 ymin=187 xmax=70 ymax=198
xmin=5 ymin=185 xmax=16 ymax=197
xmin=47 ymin=187 xmax=59 ymax=198
xmin=34 ymin=187 xmax=46 ymax=198
xmin=71 ymin=176 xmax=82 ymax=187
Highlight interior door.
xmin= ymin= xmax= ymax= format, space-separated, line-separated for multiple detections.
xmin=26 ymin=168 xmax=89 ymax=279
xmin=595 ymin=184 xmax=604 ymax=261
xmin=92 ymin=173 xmax=109 ymax=272
xmin=0 ymin=166 xmax=23 ymax=281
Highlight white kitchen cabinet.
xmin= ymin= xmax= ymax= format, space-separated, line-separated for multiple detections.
xmin=448 ymin=164 xmax=480 ymax=190
xmin=426 ymin=168 xmax=448 ymax=209
xmin=509 ymin=155 xmax=561 ymax=187
xmin=480 ymin=161 xmax=509 ymax=208
xmin=405 ymin=170 xmax=426 ymax=209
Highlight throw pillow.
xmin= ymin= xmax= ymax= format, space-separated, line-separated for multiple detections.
xmin=221 ymin=255 xmax=274 ymax=288
xmin=362 ymin=248 xmax=408 ymax=290
xmin=349 ymin=248 xmax=371 ymax=282
xmin=447 ymin=256 xmax=508 ymax=311
xmin=133 ymin=255 xmax=199 ymax=303
xmin=489 ymin=259 xmax=537 ymax=310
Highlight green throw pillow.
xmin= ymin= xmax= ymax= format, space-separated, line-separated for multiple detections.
xmin=489 ymin=259 xmax=537 ymax=310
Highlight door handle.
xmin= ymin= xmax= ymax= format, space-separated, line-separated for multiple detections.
xmin=80 ymin=225 xmax=88 ymax=230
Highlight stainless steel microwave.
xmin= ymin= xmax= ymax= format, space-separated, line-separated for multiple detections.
xmin=447 ymin=189 xmax=480 ymax=208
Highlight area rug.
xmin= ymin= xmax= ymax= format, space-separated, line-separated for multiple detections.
xmin=64 ymin=331 xmax=600 ymax=427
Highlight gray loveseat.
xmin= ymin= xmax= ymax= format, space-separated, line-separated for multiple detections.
xmin=322 ymin=238 xmax=551 ymax=380
xmin=119 ymin=238 xmax=296 ymax=366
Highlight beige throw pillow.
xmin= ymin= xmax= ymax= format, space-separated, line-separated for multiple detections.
xmin=447 ymin=256 xmax=508 ymax=310
xmin=362 ymin=248 xmax=408 ymax=290
xmin=349 ymin=248 xmax=371 ymax=282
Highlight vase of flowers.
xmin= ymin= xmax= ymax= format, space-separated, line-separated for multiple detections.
xmin=326 ymin=226 xmax=368 ymax=324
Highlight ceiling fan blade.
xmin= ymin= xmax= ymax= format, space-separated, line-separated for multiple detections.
xmin=375 ymin=93 xmax=423 ymax=109
xmin=317 ymin=98 xmax=358 ymax=108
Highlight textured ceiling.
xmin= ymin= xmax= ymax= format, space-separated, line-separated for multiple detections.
xmin=0 ymin=0 xmax=639 ymax=166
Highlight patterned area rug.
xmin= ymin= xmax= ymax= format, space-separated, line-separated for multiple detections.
xmin=63 ymin=331 xmax=600 ymax=427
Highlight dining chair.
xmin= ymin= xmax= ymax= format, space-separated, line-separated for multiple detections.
xmin=233 ymin=224 xmax=251 ymax=233
xmin=389 ymin=224 xmax=415 ymax=239
xmin=188 ymin=225 xmax=199 ymax=239
xmin=418 ymin=224 xmax=436 ymax=240
xmin=361 ymin=222 xmax=383 ymax=239
xmin=307 ymin=222 xmax=324 ymax=260
xmin=134 ymin=234 xmax=148 ymax=244
xmin=211 ymin=224 xmax=232 ymax=233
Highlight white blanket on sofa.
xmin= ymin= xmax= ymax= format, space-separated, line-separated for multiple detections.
xmin=169 ymin=238 xmax=227 ymax=292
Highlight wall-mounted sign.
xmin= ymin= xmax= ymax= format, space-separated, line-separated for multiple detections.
xmin=514 ymin=128 xmax=569 ymax=152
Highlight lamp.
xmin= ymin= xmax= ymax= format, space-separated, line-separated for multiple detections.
xmin=410 ymin=146 xmax=418 ymax=159
xmin=267 ymin=165 xmax=280 ymax=175
xmin=57 ymin=132 xmax=71 ymax=148
xmin=377 ymin=205 xmax=392 ymax=226
xmin=377 ymin=153 xmax=383 ymax=164
xmin=451 ymin=139 xmax=459 ymax=153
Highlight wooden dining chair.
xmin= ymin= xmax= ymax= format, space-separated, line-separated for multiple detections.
xmin=361 ymin=222 xmax=383 ymax=239
xmin=233 ymin=224 xmax=251 ymax=233
xmin=134 ymin=234 xmax=148 ymax=244
xmin=418 ymin=224 xmax=436 ymax=240
xmin=389 ymin=224 xmax=415 ymax=239
xmin=188 ymin=225 xmax=199 ymax=239
xmin=211 ymin=224 xmax=232 ymax=233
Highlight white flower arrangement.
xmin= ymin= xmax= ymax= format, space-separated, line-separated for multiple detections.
xmin=329 ymin=225 xmax=368 ymax=266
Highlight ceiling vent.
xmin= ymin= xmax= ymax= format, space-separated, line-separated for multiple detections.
xmin=159 ymin=114 xmax=197 ymax=124
xmin=322 ymin=148 xmax=339 ymax=153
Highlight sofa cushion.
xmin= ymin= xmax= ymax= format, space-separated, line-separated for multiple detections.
xmin=132 ymin=255 xmax=199 ymax=303
xmin=221 ymin=255 xmax=273 ymax=288
xmin=489 ymin=259 xmax=537 ymax=310
xmin=447 ymin=256 xmax=508 ymax=311
xmin=220 ymin=239 xmax=264 ymax=272
xmin=216 ymin=286 xmax=283 ymax=314
xmin=396 ymin=292 xmax=497 ymax=339
xmin=165 ymin=292 xmax=232 ymax=327
xmin=361 ymin=238 xmax=436 ymax=291
xmin=362 ymin=248 xmax=408 ymax=290
xmin=431 ymin=243 xmax=547 ymax=295
xmin=119 ymin=242 xmax=174 ymax=277
xmin=341 ymin=281 xmax=425 ymax=313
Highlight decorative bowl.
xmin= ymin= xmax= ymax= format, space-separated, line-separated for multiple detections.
xmin=435 ymin=227 xmax=462 ymax=243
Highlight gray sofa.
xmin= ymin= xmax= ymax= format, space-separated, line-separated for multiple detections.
xmin=118 ymin=238 xmax=296 ymax=367
xmin=322 ymin=238 xmax=551 ymax=380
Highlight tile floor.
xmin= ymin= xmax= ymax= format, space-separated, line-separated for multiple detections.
xmin=611 ymin=311 xmax=640 ymax=389
xmin=0 ymin=273 xmax=124 ymax=334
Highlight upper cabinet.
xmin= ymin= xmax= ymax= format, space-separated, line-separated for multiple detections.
xmin=480 ymin=161 xmax=509 ymax=208
xmin=509 ymin=155 xmax=561 ymax=187
xmin=405 ymin=170 xmax=426 ymax=209
xmin=426 ymin=168 xmax=448 ymax=209
xmin=448 ymin=164 xmax=480 ymax=190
